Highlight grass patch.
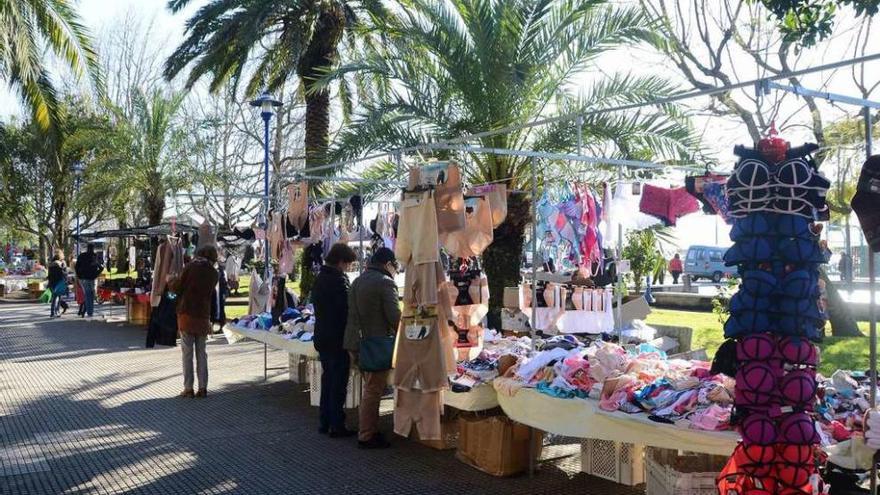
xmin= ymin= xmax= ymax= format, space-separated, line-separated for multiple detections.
xmin=645 ymin=308 xmax=872 ymax=376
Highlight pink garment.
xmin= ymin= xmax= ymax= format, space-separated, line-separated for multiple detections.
xmin=638 ymin=184 xmax=699 ymax=226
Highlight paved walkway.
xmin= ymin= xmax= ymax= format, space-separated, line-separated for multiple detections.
xmin=0 ymin=302 xmax=641 ymax=494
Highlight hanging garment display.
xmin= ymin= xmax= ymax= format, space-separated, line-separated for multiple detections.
xmin=468 ymin=183 xmax=508 ymax=229
xmin=392 ymin=307 xmax=448 ymax=393
xmin=225 ymin=254 xmax=240 ymax=291
xmin=638 ymin=184 xmax=700 ymax=227
xmin=715 ymin=131 xmax=828 ymax=495
xmin=851 ymin=155 xmax=880 ymax=252
xmin=427 ymin=163 xmax=466 ymax=236
xmin=197 ymin=219 xmax=217 ymax=249
xmin=396 ymin=190 xmax=440 ymax=266
xmin=150 ymin=237 xmax=184 ymax=307
xmin=393 ymin=389 xmax=443 ymax=440
xmin=441 ymin=195 xmax=493 ymax=259
xmin=287 ymin=181 xmax=309 ymax=231
xmin=248 ymin=272 xmax=271 ymax=316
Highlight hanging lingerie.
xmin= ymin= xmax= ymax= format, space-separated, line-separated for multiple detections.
xmin=441 ymin=196 xmax=493 ymax=259
xmin=638 ymin=184 xmax=700 ymax=227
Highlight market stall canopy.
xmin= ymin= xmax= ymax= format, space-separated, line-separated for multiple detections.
xmin=73 ymin=223 xmax=198 ymax=240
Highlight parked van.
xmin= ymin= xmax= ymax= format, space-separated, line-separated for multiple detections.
xmin=684 ymin=245 xmax=730 ymax=283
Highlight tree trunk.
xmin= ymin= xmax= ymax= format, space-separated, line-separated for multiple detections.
xmin=116 ymin=218 xmax=129 ymax=273
xmin=482 ymin=193 xmax=530 ymax=329
xmin=299 ymin=255 xmax=316 ymax=302
xmin=298 ymin=3 xmax=344 ymax=169
xmin=145 ymin=192 xmax=165 ymax=225
xmin=822 ymin=269 xmax=863 ymax=337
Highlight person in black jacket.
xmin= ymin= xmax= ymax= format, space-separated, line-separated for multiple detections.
xmin=46 ymin=251 xmax=69 ymax=318
xmin=312 ymin=242 xmax=358 ymax=437
xmin=75 ymin=243 xmax=103 ymax=318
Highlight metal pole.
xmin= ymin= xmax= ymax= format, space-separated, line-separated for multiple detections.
xmin=616 ymin=165 xmax=624 ymax=338
xmin=865 ymin=106 xmax=877 ymax=495
xmin=358 ymin=186 xmax=364 ymax=273
xmin=262 ymin=112 xmax=271 ymax=287
xmin=529 ymin=155 xmax=538 ymax=478
xmin=75 ymin=174 xmax=81 ymax=257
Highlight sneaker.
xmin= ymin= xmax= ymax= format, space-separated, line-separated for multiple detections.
xmin=195 ymin=389 xmax=207 ymax=398
xmin=179 ymin=390 xmax=195 ymax=398
xmin=329 ymin=427 xmax=356 ymax=438
xmin=358 ymin=434 xmax=390 ymax=449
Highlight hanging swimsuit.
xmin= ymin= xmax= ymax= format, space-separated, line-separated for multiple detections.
xmin=441 ymin=196 xmax=493 ymax=259
xmin=576 ymin=184 xmax=602 ymax=274
xmin=287 ymin=182 xmax=309 ymax=231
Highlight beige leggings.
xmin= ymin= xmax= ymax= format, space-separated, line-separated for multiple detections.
xmin=392 ymin=311 xmax=447 ymax=392
xmin=395 ymin=190 xmax=439 ymax=266
xmin=393 ymin=390 xmax=442 ymax=440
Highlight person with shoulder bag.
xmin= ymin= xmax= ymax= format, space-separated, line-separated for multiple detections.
xmin=344 ymin=248 xmax=401 ymax=449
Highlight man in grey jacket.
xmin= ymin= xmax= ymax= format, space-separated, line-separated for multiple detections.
xmin=344 ymin=248 xmax=401 ymax=449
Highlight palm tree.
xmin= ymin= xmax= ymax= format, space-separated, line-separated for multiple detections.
xmin=0 ymin=0 xmax=101 ymax=135
xmin=319 ymin=0 xmax=699 ymax=323
xmin=163 ymin=0 xmax=387 ymax=168
xmin=76 ymin=89 xmax=188 ymax=226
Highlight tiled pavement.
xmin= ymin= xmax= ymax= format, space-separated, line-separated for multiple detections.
xmin=0 ymin=302 xmax=643 ymax=494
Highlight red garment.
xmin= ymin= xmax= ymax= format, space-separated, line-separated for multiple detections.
xmin=669 ymin=258 xmax=683 ymax=272
xmin=638 ymin=185 xmax=700 ymax=226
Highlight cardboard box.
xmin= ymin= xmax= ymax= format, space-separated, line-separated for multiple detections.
xmin=455 ymin=415 xmax=543 ymax=477
xmin=410 ymin=413 xmax=459 ymax=450
xmin=503 ymin=287 xmax=520 ymax=309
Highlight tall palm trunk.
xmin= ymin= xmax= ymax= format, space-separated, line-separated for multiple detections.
xmin=482 ymin=193 xmax=530 ymax=329
xmin=297 ymin=4 xmax=345 ymax=300
xmin=299 ymin=5 xmax=344 ymax=168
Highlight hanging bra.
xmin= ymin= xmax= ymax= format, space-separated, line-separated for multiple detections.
xmin=727 ymin=157 xmax=830 ymax=219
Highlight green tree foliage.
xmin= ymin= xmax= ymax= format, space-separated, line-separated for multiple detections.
xmin=622 ymin=229 xmax=664 ymax=293
xmin=163 ymin=0 xmax=389 ymax=169
xmin=756 ymin=0 xmax=880 ymax=46
xmin=0 ymin=97 xmax=107 ymax=261
xmin=71 ymin=89 xmax=189 ymax=226
xmin=0 ymin=0 xmax=101 ymax=135
xmin=318 ymin=0 xmax=699 ymax=322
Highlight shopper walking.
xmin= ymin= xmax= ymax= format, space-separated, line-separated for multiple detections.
xmin=669 ymin=253 xmax=684 ymax=285
xmin=344 ymin=248 xmax=401 ymax=449
xmin=172 ymin=245 xmax=219 ymax=398
xmin=75 ymin=243 xmax=103 ymax=318
xmin=47 ymin=251 xmax=69 ymax=318
xmin=312 ymin=243 xmax=358 ymax=438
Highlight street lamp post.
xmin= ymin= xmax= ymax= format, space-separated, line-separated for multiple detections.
xmin=249 ymin=91 xmax=283 ymax=285
xmin=73 ymin=161 xmax=84 ymax=257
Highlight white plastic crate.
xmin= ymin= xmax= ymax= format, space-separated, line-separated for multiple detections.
xmin=645 ymin=453 xmax=717 ymax=495
xmin=580 ymin=439 xmax=645 ymax=486
xmin=308 ymin=360 xmax=363 ymax=409
xmin=288 ymin=354 xmax=311 ymax=384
